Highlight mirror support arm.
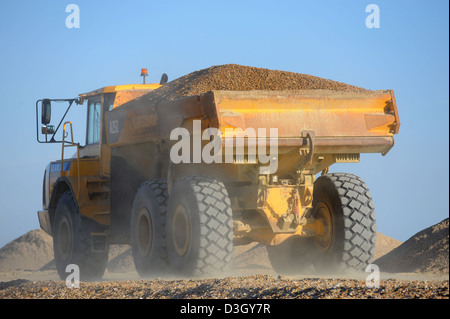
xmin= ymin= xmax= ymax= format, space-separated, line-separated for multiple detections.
xmin=50 ymin=99 xmax=75 ymax=143
xmin=36 ymin=98 xmax=79 ymax=144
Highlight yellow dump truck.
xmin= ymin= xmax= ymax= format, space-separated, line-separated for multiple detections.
xmin=36 ymin=71 xmax=400 ymax=280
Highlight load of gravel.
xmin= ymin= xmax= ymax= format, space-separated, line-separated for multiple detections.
xmin=123 ymin=64 xmax=370 ymax=108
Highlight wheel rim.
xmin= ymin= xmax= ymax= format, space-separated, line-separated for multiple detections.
xmin=57 ymin=216 xmax=71 ymax=260
xmin=172 ymin=205 xmax=190 ymax=257
xmin=136 ymin=208 xmax=152 ymax=257
xmin=314 ymin=201 xmax=333 ymax=251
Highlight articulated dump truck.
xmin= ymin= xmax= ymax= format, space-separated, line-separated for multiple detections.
xmin=36 ymin=67 xmax=400 ymax=280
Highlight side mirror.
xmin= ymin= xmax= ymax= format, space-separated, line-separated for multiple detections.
xmin=41 ymin=99 xmax=51 ymax=125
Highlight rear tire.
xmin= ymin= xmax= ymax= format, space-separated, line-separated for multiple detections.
xmin=53 ymin=191 xmax=108 ymax=281
xmin=166 ymin=176 xmax=234 ymax=276
xmin=312 ymin=173 xmax=377 ymax=273
xmin=130 ymin=179 xmax=169 ymax=277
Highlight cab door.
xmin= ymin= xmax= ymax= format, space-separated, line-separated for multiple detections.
xmin=78 ymin=94 xmax=111 ymax=225
xmin=81 ymin=96 xmax=102 ymax=158
xmin=99 ymin=93 xmax=115 ymax=177
xmin=82 ymin=93 xmax=113 ymax=177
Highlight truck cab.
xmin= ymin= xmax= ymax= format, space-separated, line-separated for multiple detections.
xmin=36 ymin=82 xmax=161 ymax=280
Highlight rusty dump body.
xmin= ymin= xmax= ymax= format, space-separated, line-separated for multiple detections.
xmin=37 ymin=74 xmax=400 ymax=279
xmin=106 ymin=89 xmax=399 ymax=245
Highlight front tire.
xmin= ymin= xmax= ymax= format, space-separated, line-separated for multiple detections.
xmin=53 ymin=191 xmax=108 ymax=281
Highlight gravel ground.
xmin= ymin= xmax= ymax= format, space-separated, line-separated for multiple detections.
xmin=0 ymin=275 xmax=447 ymax=299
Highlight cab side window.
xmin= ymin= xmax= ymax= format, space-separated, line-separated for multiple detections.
xmin=87 ymin=102 xmax=101 ymax=144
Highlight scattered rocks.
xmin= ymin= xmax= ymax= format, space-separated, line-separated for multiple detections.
xmin=0 ymin=275 xmax=447 ymax=299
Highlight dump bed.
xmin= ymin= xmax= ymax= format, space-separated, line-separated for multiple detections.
xmin=205 ymin=89 xmax=399 ymax=155
xmin=107 ymin=89 xmax=400 ymax=155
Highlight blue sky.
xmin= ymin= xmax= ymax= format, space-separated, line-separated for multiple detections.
xmin=0 ymin=0 xmax=448 ymax=247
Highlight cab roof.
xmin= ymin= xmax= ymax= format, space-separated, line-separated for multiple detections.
xmin=79 ymin=83 xmax=161 ymax=98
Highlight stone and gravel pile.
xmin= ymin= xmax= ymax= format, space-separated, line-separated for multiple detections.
xmin=376 ymin=218 xmax=449 ymax=274
xmin=0 ymin=230 xmax=53 ymax=273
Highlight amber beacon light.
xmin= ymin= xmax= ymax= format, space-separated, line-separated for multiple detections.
xmin=140 ymin=68 xmax=148 ymax=84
